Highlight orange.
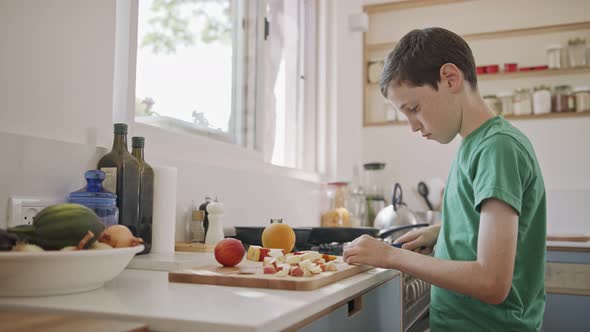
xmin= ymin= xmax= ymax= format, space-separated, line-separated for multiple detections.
xmin=261 ymin=223 xmax=296 ymax=253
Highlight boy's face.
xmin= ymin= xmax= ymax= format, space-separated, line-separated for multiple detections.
xmin=386 ymin=81 xmax=462 ymax=144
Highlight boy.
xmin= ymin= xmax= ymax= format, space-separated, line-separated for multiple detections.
xmin=343 ymin=28 xmax=546 ymax=331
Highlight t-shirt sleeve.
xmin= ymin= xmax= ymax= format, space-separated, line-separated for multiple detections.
xmin=471 ymin=134 xmax=532 ymax=215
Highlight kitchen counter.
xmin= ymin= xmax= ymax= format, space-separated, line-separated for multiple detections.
xmin=0 ymin=253 xmax=400 ymax=332
xmin=547 ymin=240 xmax=590 ymax=252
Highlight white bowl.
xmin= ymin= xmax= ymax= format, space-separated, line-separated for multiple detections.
xmin=0 ymin=245 xmax=144 ymax=297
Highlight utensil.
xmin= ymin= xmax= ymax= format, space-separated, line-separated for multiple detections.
xmin=417 ymin=181 xmax=434 ymax=210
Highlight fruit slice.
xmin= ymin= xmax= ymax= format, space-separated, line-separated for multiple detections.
xmin=247 ymin=245 xmax=285 ymax=262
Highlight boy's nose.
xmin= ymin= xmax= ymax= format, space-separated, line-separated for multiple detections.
xmin=408 ymin=117 xmax=422 ymax=133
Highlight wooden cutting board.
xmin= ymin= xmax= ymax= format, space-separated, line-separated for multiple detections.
xmin=0 ymin=311 xmax=148 ymax=332
xmin=168 ymin=258 xmax=372 ymax=291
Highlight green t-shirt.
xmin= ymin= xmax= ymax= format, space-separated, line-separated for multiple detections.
xmin=430 ymin=116 xmax=546 ymax=332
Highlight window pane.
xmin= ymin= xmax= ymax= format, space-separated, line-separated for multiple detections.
xmin=135 ymin=0 xmax=237 ymax=140
xmin=266 ymin=0 xmax=317 ymax=171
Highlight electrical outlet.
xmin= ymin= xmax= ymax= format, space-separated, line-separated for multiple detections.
xmin=8 ymin=197 xmax=65 ymax=228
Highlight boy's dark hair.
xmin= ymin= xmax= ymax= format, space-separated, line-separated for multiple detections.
xmin=380 ymin=27 xmax=477 ymax=98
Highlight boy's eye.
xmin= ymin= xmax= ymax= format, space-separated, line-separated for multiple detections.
xmin=410 ymin=106 xmax=419 ymax=113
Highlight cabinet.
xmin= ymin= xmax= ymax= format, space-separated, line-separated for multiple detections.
xmin=544 ymin=248 xmax=590 ymax=331
xmin=298 ymin=274 xmax=402 ymax=332
xmin=362 ymin=0 xmax=590 ymax=126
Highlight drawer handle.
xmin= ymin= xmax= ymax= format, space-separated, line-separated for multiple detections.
xmin=347 ymin=295 xmax=363 ymax=317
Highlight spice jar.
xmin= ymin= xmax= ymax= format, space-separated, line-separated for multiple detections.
xmin=513 ymin=89 xmax=532 ymax=116
xmin=320 ymin=182 xmax=351 ymax=227
xmin=483 ymin=95 xmax=501 ymax=115
xmin=546 ymin=44 xmax=563 ymax=69
xmin=567 ymin=38 xmax=587 ymax=67
xmin=552 ymin=85 xmax=576 ymax=112
xmin=533 ymin=85 xmax=552 ymax=115
xmin=367 ymin=60 xmax=384 ymax=83
xmin=497 ymin=92 xmax=514 ymax=115
xmin=573 ymin=86 xmax=590 ymax=112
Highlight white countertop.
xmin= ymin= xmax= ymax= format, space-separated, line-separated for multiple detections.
xmin=0 ymin=252 xmax=399 ymax=332
xmin=547 ymin=241 xmax=590 ymax=249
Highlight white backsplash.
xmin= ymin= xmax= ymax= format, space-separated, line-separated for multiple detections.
xmin=0 ymin=132 xmax=322 ymax=240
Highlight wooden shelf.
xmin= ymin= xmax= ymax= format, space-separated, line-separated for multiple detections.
xmin=365 ymin=111 xmax=590 ymax=127
xmin=463 ymin=21 xmax=590 ymax=42
xmin=478 ymin=66 xmax=590 ymax=81
xmin=364 ymin=67 xmax=590 ymax=84
xmin=366 ymin=21 xmax=590 ymax=52
xmin=364 ymin=0 xmax=471 ymax=14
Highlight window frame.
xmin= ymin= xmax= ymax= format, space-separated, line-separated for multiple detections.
xmin=115 ymin=0 xmax=325 ymax=182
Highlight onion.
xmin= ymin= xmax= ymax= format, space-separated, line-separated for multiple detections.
xmin=98 ymin=225 xmax=143 ymax=248
xmin=90 ymin=242 xmax=113 ymax=250
xmin=60 ymin=246 xmax=78 ymax=251
xmin=12 ymin=243 xmax=44 ymax=252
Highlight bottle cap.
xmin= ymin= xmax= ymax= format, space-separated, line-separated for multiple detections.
xmin=132 ymin=136 xmax=145 ymax=148
xmin=114 ymin=123 xmax=128 ymax=134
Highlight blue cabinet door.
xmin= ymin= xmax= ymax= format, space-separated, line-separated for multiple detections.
xmin=300 ymin=274 xmax=402 ymax=332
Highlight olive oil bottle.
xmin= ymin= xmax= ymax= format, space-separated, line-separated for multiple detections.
xmin=132 ymin=136 xmax=153 ymax=254
xmin=98 ymin=124 xmax=140 ymax=238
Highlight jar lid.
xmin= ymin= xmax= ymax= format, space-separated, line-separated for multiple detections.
xmin=554 ymin=85 xmax=572 ymax=91
xmin=363 ymin=162 xmax=386 ymax=170
xmin=69 ymin=170 xmax=116 ymax=206
xmin=533 ymin=85 xmax=551 ymax=91
xmin=573 ymin=86 xmax=590 ymax=93
xmin=568 ymin=38 xmax=586 ymax=45
xmin=497 ymin=91 xmax=514 ymax=97
xmin=327 ymin=181 xmax=349 ymax=187
xmin=545 ymin=44 xmax=562 ymax=50
xmin=514 ymin=88 xmax=531 ymax=93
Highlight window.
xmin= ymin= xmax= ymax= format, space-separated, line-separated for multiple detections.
xmin=132 ymin=0 xmax=319 ymax=173
xmin=135 ymin=0 xmax=252 ymax=144
xmin=264 ymin=0 xmax=317 ymax=171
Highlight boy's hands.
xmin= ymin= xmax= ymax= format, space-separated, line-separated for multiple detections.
xmin=342 ymin=235 xmax=397 ymax=268
xmin=393 ymin=224 xmax=441 ymax=254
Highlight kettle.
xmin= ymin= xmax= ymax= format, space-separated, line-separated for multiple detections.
xmin=374 ymin=183 xmax=417 ymax=230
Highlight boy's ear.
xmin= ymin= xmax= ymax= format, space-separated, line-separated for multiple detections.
xmin=439 ymin=63 xmax=462 ymax=93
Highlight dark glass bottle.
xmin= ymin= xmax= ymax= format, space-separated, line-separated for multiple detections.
xmin=132 ymin=136 xmax=153 ymax=254
xmin=97 ymin=124 xmax=140 ymax=239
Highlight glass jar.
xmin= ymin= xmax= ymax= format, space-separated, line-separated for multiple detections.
xmin=533 ymin=85 xmax=552 ymax=115
xmin=567 ymin=38 xmax=587 ymax=67
xmin=546 ymin=44 xmax=563 ymax=69
xmin=68 ymin=170 xmax=119 ymax=227
xmin=573 ymin=86 xmax=590 ymax=112
xmin=320 ymin=182 xmax=351 ymax=227
xmin=367 ymin=60 xmax=384 ymax=83
xmin=497 ymin=92 xmax=514 ymax=115
xmin=552 ymin=85 xmax=576 ymax=112
xmin=513 ymin=89 xmax=533 ymax=116
xmin=363 ymin=162 xmax=386 ymax=228
xmin=483 ymin=95 xmax=501 ymax=115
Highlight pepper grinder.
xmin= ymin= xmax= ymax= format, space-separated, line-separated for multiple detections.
xmin=205 ymin=199 xmax=225 ymax=245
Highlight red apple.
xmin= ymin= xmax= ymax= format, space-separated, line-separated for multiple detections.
xmin=214 ymin=238 xmax=245 ymax=267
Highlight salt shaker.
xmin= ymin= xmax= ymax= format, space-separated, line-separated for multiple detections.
xmin=205 ymin=200 xmax=225 ymax=245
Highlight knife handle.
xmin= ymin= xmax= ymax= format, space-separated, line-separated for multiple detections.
xmin=391 ymin=242 xmax=426 ymax=250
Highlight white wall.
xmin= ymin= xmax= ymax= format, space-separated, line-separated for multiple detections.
xmin=0 ymin=0 xmax=321 ymax=238
xmin=0 ymin=0 xmax=116 ymax=148
xmin=359 ymin=0 xmax=590 ymax=235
